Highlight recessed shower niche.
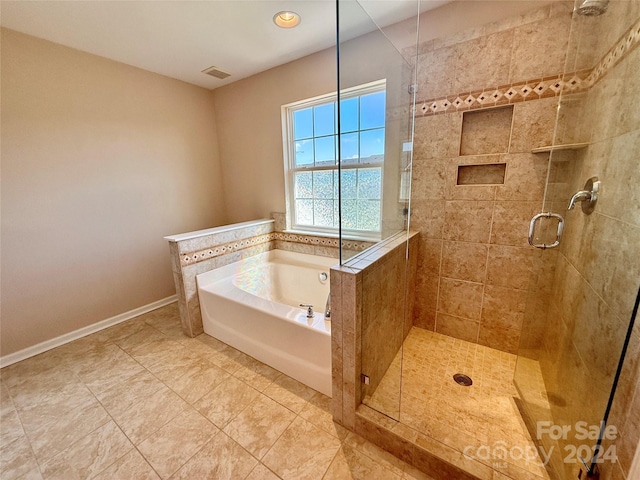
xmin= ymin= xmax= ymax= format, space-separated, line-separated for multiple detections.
xmin=459 ymin=105 xmax=514 ymax=156
xmin=456 ymin=163 xmax=507 ymax=185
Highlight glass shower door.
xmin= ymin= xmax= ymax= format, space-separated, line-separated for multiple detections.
xmin=336 ymin=0 xmax=419 ymax=420
xmin=514 ymin=2 xmax=640 ymax=478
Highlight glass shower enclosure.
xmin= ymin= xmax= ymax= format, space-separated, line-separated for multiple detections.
xmin=336 ymin=0 xmax=419 ymax=420
xmin=335 ymin=0 xmax=640 ymax=479
xmin=514 ymin=1 xmax=640 ymax=478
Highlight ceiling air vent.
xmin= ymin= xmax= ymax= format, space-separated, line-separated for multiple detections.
xmin=201 ymin=66 xmax=231 ymax=80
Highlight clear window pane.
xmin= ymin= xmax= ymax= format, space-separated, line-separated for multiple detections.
xmin=357 ymin=200 xmax=381 ymax=231
xmin=357 ymin=168 xmax=382 ymax=200
xmin=294 ymin=171 xmax=313 ymax=198
xmin=340 ymin=132 xmax=359 ymax=163
xmin=314 ymin=136 xmax=335 ymax=166
xmin=293 ymin=108 xmax=313 ymax=140
xmin=313 ymin=171 xmax=334 ymax=199
xmin=295 ymin=139 xmax=314 ymax=166
xmin=314 ymin=199 xmax=334 ymax=227
xmin=296 ymin=199 xmax=313 ymax=225
xmin=340 ymin=97 xmax=358 ymax=133
xmin=314 ymin=103 xmax=335 ymax=137
xmin=360 ymin=128 xmax=384 ymax=161
xmin=360 ymin=91 xmax=386 ymax=130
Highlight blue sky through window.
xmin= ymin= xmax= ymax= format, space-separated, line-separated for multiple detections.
xmin=293 ymin=91 xmax=386 ymax=166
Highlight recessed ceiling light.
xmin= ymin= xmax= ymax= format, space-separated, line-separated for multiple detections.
xmin=273 ymin=11 xmax=301 ymax=28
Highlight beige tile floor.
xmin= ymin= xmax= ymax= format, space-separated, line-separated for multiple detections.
xmin=0 ymin=303 xmax=436 ymax=480
xmin=364 ymin=328 xmax=550 ymax=480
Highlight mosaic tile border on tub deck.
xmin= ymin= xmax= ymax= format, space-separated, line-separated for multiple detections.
xmin=179 ymin=232 xmax=373 ymax=267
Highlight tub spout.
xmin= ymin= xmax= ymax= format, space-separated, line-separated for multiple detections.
xmin=300 ymin=304 xmax=314 ymax=318
xmin=325 ymin=294 xmax=331 ymax=320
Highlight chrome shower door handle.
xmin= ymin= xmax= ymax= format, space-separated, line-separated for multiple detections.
xmin=528 ymin=212 xmax=565 ymax=249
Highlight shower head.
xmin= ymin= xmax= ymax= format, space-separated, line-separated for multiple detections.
xmin=576 ymin=0 xmax=609 ymax=16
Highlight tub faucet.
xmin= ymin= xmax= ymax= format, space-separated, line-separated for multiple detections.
xmin=325 ymin=294 xmax=331 ymax=320
xmin=300 ymin=304 xmax=314 ymax=318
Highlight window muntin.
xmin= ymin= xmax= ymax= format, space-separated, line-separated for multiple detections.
xmin=284 ymin=82 xmax=386 ymax=237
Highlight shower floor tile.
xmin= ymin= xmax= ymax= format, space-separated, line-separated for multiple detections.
xmin=0 ymin=303 xmax=437 ymax=480
xmin=364 ymin=327 xmax=550 ymax=480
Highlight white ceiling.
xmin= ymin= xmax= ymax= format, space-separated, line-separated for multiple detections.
xmin=0 ymin=0 xmax=446 ymax=90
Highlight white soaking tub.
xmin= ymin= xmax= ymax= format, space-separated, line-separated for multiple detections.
xmin=196 ymin=249 xmax=337 ymax=396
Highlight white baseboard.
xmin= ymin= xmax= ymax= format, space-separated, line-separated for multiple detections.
xmin=0 ymin=295 xmax=178 ymax=368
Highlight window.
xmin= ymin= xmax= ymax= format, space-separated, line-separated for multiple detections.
xmin=282 ymin=81 xmax=386 ymax=238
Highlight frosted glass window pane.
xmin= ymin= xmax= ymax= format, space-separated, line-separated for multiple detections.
xmin=294 ymin=172 xmax=313 ymax=198
xmin=340 ymin=132 xmax=359 ymax=163
xmin=341 ymin=170 xmax=357 ymax=199
xmin=296 ymin=199 xmax=313 ymax=225
xmin=357 ymin=200 xmax=381 ymax=231
xmin=295 ymin=139 xmax=314 ymax=166
xmin=341 ymin=199 xmax=357 ymax=229
xmin=294 ymin=108 xmax=313 ymax=140
xmin=313 ymin=171 xmax=334 ymax=199
xmin=314 ymin=136 xmax=335 ymax=165
xmin=314 ymin=103 xmax=335 ymax=137
xmin=314 ymin=199 xmax=334 ymax=227
xmin=360 ymin=91 xmax=386 ymax=130
xmin=357 ymin=168 xmax=382 ymax=200
xmin=340 ymin=97 xmax=358 ymax=133
xmin=360 ymin=129 xmax=385 ymax=161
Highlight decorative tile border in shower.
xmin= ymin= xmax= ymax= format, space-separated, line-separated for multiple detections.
xmin=410 ymin=18 xmax=640 ymax=119
xmin=586 ymin=17 xmax=640 ymax=87
xmin=412 ymin=70 xmax=592 ymax=118
xmin=179 ymin=231 xmax=373 ymax=266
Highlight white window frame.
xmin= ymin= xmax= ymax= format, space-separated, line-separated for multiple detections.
xmin=281 ymin=80 xmax=386 ymax=241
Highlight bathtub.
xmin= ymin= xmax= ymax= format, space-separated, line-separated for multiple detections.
xmin=196 ymin=249 xmax=337 ymax=396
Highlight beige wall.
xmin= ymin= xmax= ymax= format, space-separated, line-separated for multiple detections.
xmin=211 ymin=48 xmax=336 ymax=224
xmin=1 ymin=29 xmax=226 ymax=356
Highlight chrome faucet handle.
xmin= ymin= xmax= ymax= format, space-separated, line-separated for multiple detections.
xmin=567 ymin=177 xmax=600 ymax=214
xmin=299 ymin=304 xmax=314 ymax=318
xmin=568 ymin=190 xmax=592 ymax=210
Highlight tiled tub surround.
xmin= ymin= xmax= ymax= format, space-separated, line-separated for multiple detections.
xmin=166 ymin=218 xmax=373 ymax=338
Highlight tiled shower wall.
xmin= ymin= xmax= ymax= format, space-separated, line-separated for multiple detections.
xmin=410 ymin=2 xmax=574 ymax=353
xmin=330 ymin=232 xmax=419 ymax=429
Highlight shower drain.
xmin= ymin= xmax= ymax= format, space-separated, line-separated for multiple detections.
xmin=453 ymin=373 xmax=473 ymax=386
